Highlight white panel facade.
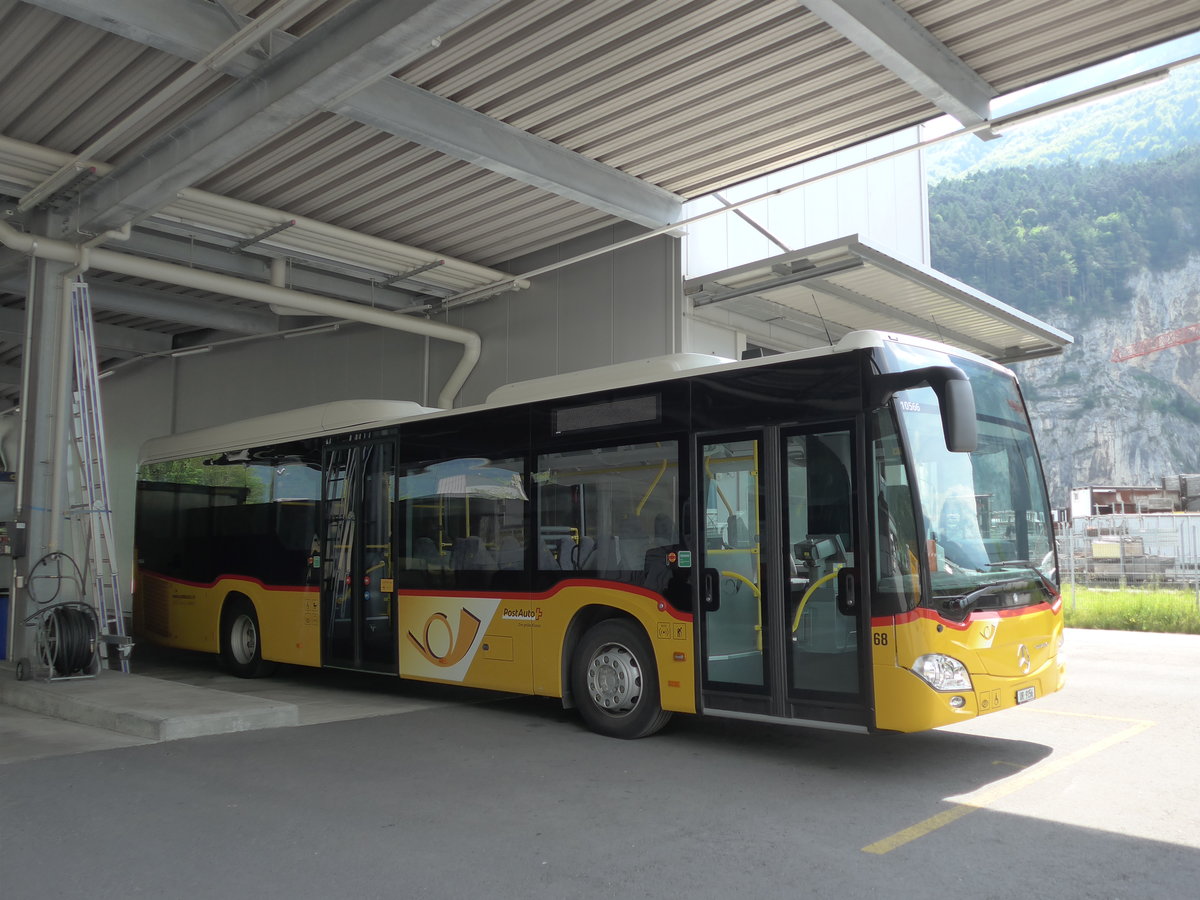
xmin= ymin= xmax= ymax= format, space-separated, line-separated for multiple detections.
xmin=681 ymin=128 xmax=929 ymax=355
xmin=682 ymin=127 xmax=929 ymax=280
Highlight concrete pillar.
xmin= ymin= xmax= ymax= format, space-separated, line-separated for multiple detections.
xmin=8 ymin=216 xmax=86 ymax=670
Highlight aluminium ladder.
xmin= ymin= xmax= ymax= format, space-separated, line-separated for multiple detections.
xmin=68 ymin=277 xmax=132 ymax=672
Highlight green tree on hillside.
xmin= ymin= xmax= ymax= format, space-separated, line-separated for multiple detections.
xmin=929 ymin=147 xmax=1200 ymax=317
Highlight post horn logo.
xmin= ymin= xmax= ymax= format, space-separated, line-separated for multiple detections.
xmin=406 ymin=608 xmax=482 ymax=667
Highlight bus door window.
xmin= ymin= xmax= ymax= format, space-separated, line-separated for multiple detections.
xmin=361 ymin=446 xmax=395 ymax=664
xmin=322 ymin=442 xmax=396 ymax=670
xmin=700 ymin=438 xmax=765 ymax=689
xmin=323 ymin=445 xmax=360 ymax=666
xmin=395 ymin=456 xmax=527 ymax=592
xmin=784 ymin=429 xmax=859 ymax=696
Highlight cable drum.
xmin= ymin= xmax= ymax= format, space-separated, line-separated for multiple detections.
xmin=37 ymin=604 xmax=98 ymax=677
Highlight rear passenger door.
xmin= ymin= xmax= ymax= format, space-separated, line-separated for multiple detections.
xmin=322 ymin=439 xmax=397 ymax=672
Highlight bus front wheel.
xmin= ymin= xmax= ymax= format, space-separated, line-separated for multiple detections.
xmin=571 ymin=619 xmax=671 ymax=739
xmin=220 ymin=599 xmax=275 ymax=678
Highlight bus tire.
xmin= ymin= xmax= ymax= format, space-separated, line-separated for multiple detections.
xmin=220 ymin=598 xmax=275 ymax=678
xmin=571 ymin=619 xmax=671 ymax=739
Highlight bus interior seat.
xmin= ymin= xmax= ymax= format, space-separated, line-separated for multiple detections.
xmin=726 ymin=515 xmax=747 ymax=548
xmin=593 ymin=534 xmax=623 ymax=573
xmin=414 ymin=536 xmax=439 ymax=569
xmin=572 ymin=536 xmax=596 ymax=569
xmin=642 ymin=544 xmax=673 ymax=593
xmin=539 ymin=539 xmax=560 ymax=570
xmin=653 ymin=513 xmax=674 ymax=543
xmin=452 ymin=536 xmax=495 ymax=571
xmin=556 ymin=536 xmax=577 ymax=569
xmin=497 ymin=536 xmax=523 ymax=570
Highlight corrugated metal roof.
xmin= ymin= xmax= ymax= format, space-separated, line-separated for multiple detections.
xmin=0 ymin=0 xmax=1195 ymax=409
xmin=685 ymin=236 xmax=1073 ymax=363
xmin=918 ymin=0 xmax=1199 ymax=89
xmin=2 ymin=0 xmax=1196 ymax=268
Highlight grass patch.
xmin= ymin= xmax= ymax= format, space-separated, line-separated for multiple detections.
xmin=1061 ymin=586 xmax=1200 ymax=634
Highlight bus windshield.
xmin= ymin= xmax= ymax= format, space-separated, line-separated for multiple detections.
xmin=890 ymin=350 xmax=1056 ymax=614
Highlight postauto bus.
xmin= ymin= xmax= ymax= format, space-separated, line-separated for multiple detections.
xmin=133 ymin=330 xmax=1064 ymax=738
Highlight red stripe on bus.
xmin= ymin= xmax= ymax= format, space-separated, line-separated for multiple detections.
xmin=881 ymin=602 xmax=1060 ymax=631
xmin=141 ymin=570 xmax=693 ymax=622
xmin=395 ymin=578 xmax=695 ymax=622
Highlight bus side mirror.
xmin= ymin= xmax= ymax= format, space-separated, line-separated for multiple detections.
xmin=940 ymin=376 xmax=977 ymax=453
xmin=871 ymin=365 xmax=977 ymax=453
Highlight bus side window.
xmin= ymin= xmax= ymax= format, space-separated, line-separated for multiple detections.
xmin=395 ymin=456 xmax=526 ymax=591
xmin=535 ymin=441 xmax=685 ymax=606
xmin=871 ymin=409 xmax=921 ymax=613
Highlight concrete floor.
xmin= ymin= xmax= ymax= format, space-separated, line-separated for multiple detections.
xmin=2 ymin=629 xmax=1198 ymax=898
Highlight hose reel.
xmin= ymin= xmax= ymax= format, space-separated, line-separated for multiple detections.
xmin=18 ymin=603 xmax=100 ymax=680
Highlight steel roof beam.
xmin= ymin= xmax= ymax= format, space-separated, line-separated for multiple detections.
xmin=0 ymin=276 xmax=279 ymax=336
xmin=803 ymin=0 xmax=996 ymax=128
xmin=31 ymin=0 xmax=683 ymax=230
xmin=69 ymin=0 xmax=507 ymax=235
xmin=0 ymin=305 xmax=172 ymax=357
xmin=119 ymin=230 xmax=425 ymax=311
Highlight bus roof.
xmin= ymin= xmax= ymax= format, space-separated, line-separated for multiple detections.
xmin=483 ymin=330 xmax=1004 ymax=407
xmin=139 ymin=330 xmax=998 ymax=463
xmin=139 ymin=399 xmax=439 ymax=464
xmin=484 ymin=352 xmax=734 ymax=406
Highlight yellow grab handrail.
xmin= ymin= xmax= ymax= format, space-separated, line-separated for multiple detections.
xmin=791 ymin=567 xmax=842 ymax=634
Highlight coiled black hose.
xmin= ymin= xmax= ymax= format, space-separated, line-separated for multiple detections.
xmin=43 ymin=604 xmax=97 ymax=676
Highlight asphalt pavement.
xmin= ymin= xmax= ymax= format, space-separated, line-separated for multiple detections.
xmin=2 ymin=629 xmax=1197 ymax=899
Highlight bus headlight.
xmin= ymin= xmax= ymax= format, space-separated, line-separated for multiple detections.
xmin=912 ymin=654 xmax=973 ymax=692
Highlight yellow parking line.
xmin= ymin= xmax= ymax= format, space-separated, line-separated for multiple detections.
xmin=862 ymin=712 xmax=1155 ymax=854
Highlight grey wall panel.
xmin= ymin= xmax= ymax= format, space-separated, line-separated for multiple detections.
xmin=615 ymin=229 xmax=682 ymax=360
xmin=501 ymin=267 xmax=567 ymax=388
xmin=559 ymin=250 xmax=618 ymax=373
xmin=164 ymin=327 xmax=429 ymax=433
xmin=439 ymin=224 xmax=681 ymax=406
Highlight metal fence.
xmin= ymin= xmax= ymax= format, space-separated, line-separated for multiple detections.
xmin=1059 ymin=514 xmax=1200 ymax=604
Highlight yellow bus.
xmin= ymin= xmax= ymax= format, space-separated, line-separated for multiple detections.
xmin=133 ymin=330 xmax=1064 ymax=738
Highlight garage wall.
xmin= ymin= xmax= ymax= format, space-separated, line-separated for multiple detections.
xmin=433 ymin=224 xmax=682 ymax=407
xmin=101 ymin=224 xmax=680 ymax=578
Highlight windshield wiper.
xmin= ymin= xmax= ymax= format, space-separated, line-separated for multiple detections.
xmin=941 ymin=577 xmax=1037 ymax=613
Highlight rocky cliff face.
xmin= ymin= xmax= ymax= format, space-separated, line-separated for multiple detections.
xmin=1016 ymin=255 xmax=1200 ymax=506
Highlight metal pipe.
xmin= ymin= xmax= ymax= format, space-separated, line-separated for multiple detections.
xmin=0 ymin=220 xmax=480 ymax=408
xmin=13 ymin=243 xmax=39 ymax=513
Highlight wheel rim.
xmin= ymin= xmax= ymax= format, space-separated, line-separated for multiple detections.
xmin=230 ymin=613 xmax=258 ymax=665
xmin=585 ymin=641 xmax=643 ymax=715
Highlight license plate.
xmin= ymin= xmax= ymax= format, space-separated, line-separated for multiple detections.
xmin=1016 ymin=686 xmax=1036 ymax=704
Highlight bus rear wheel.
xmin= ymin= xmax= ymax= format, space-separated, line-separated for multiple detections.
xmin=572 ymin=619 xmax=671 ymax=739
xmin=221 ymin=598 xmax=275 ymax=678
